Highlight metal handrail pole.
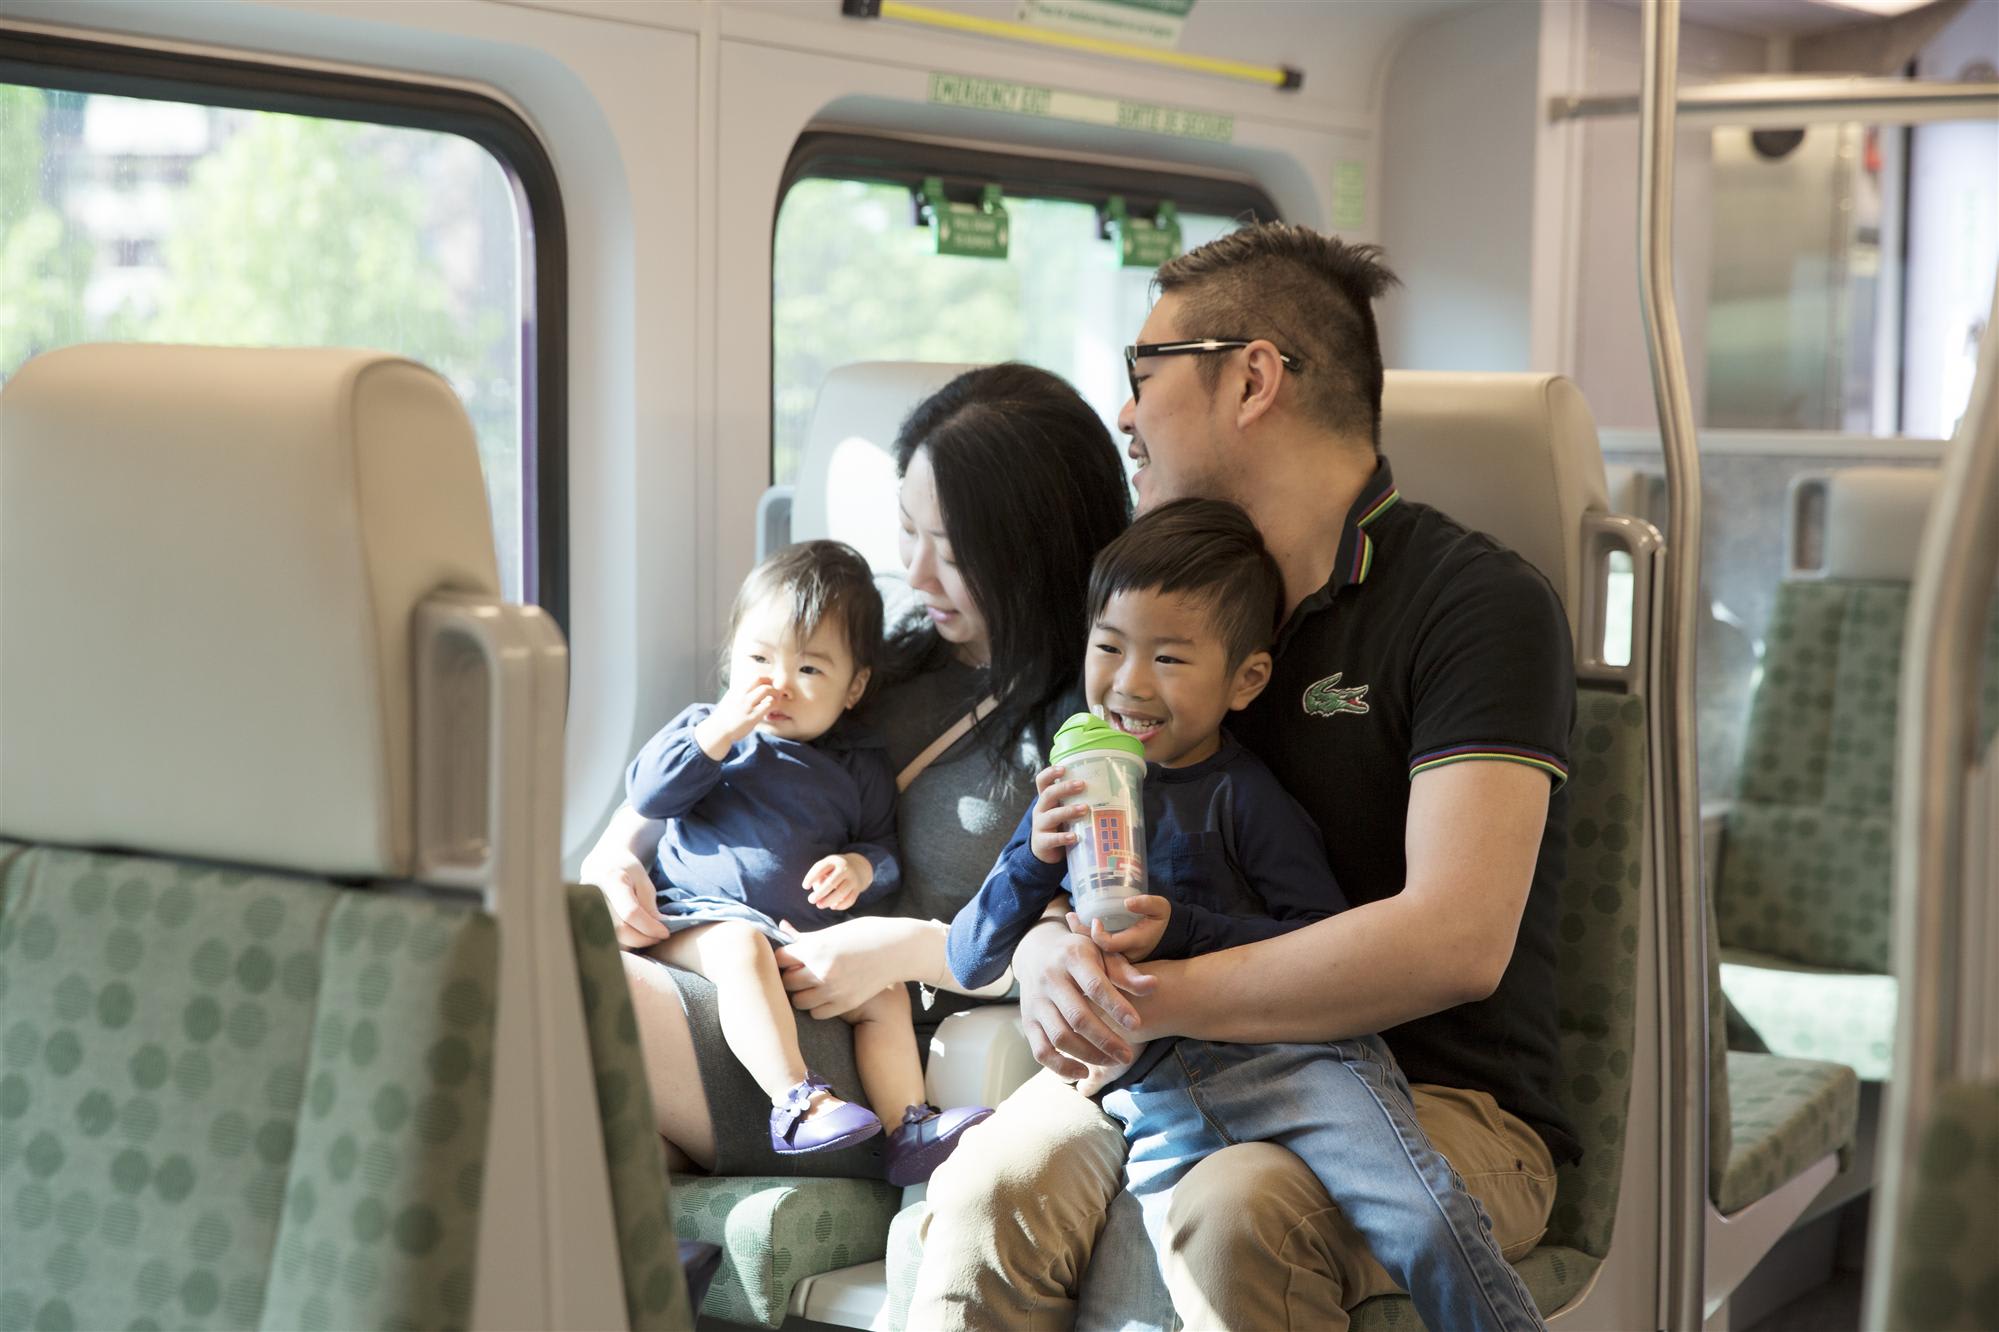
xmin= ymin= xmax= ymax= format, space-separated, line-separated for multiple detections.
xmin=1636 ymin=2 xmax=1709 ymax=1328
xmin=1861 ymin=262 xmax=1999 ymax=1332
xmin=1552 ymin=77 xmax=1999 ymax=125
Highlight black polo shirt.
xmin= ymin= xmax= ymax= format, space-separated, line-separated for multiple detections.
xmin=1231 ymin=458 xmax=1581 ymax=1165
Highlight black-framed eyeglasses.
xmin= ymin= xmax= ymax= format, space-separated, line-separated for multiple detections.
xmin=1124 ymin=339 xmax=1305 ymax=401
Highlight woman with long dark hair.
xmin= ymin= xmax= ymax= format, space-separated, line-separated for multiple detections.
xmin=582 ymin=363 xmax=1131 ymax=1179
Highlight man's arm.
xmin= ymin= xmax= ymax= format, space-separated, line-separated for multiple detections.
xmin=1128 ymin=759 xmax=1548 ymax=1044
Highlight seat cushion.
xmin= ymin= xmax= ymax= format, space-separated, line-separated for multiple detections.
xmin=0 ymin=845 xmax=499 ymax=1332
xmin=670 ymin=1173 xmax=900 ymax=1329
xmin=1716 ymin=1050 xmax=1859 ymax=1216
xmin=1348 ymin=1245 xmax=1601 ymax=1330
xmin=564 ymin=887 xmax=689 ymax=1330
xmin=1720 ymin=948 xmax=1895 ymax=1081
xmin=1885 ymin=1080 xmax=1999 ymax=1330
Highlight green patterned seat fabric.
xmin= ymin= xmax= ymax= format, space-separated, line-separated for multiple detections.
xmin=1719 ymin=948 xmax=1894 ymax=1080
xmin=1718 ymin=583 xmax=1999 ymax=976
xmin=670 ymin=1173 xmax=900 ymax=1328
xmin=1715 ymin=1050 xmax=1858 ymax=1216
xmin=1348 ymin=1245 xmax=1598 ymax=1331
xmin=0 ymin=845 xmax=500 ymax=1332
xmin=1320 ymin=688 xmax=1651 ymax=1330
xmin=563 ymin=887 xmax=690 ymax=1330
xmin=1886 ymin=1080 xmax=1999 ymax=1330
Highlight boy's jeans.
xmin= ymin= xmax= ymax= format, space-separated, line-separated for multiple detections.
xmin=1079 ymin=1036 xmax=1547 ymax=1332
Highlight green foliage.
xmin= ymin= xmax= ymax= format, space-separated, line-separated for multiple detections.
xmin=140 ymin=114 xmax=496 ymax=374
xmin=0 ymin=86 xmax=92 ymax=380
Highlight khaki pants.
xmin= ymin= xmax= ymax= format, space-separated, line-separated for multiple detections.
xmin=906 ymin=1068 xmax=1556 ymax=1331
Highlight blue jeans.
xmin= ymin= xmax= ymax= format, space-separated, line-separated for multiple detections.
xmin=1076 ymin=1036 xmax=1546 ymax=1332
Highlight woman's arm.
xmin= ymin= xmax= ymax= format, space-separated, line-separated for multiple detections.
xmin=773 ymin=915 xmax=1012 ymax=1021
xmin=578 ymin=803 xmax=672 ymax=949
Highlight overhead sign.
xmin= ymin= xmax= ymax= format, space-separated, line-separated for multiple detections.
xmin=928 ymin=72 xmax=1233 ymax=143
xmin=1106 ymin=197 xmax=1181 ymax=268
xmin=922 ymin=179 xmax=1010 ymax=259
xmin=1017 ymin=0 xmax=1196 ymax=49
xmin=1331 ymin=160 xmax=1367 ymax=231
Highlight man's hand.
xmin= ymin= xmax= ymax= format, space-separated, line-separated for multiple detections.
xmin=1066 ymin=894 xmax=1169 ymax=963
xmin=1028 ymin=764 xmax=1090 ymax=864
xmin=693 ymin=677 xmax=778 ymax=759
xmin=802 ymin=853 xmax=872 ymax=911
xmin=1013 ymin=918 xmax=1157 ymax=1080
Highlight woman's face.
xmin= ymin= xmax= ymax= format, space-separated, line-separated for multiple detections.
xmin=897 ymin=447 xmax=991 ymax=667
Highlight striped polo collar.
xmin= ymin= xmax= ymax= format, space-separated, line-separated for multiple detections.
xmin=1330 ymin=458 xmax=1402 ymax=594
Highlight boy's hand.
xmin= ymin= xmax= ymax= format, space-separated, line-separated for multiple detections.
xmin=1028 ymin=764 xmax=1090 ymax=865
xmin=803 ymin=853 xmax=873 ymax=911
xmin=1066 ymin=895 xmax=1170 ymax=963
xmin=694 ymin=677 xmax=778 ymax=759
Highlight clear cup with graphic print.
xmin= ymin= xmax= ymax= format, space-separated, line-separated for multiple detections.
xmin=1049 ymin=712 xmax=1148 ymax=934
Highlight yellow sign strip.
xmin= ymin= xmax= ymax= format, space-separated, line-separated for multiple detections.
xmin=877 ymin=0 xmax=1298 ymax=91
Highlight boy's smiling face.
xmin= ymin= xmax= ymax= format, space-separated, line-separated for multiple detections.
xmin=1085 ymin=587 xmax=1272 ymax=769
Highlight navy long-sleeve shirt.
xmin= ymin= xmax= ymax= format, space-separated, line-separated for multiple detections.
xmin=627 ymin=703 xmax=899 ymax=939
xmin=947 ymin=731 xmax=1347 ymax=1085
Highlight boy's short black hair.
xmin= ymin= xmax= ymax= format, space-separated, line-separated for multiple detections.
xmin=725 ymin=540 xmax=883 ymax=690
xmin=1087 ymin=499 xmax=1282 ymax=667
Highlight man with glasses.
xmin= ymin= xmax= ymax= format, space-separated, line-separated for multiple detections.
xmin=907 ymin=222 xmax=1576 ymax=1331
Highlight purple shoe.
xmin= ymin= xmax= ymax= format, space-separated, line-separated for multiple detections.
xmin=883 ymin=1103 xmax=994 ymax=1187
xmin=769 ymin=1073 xmax=883 ymax=1155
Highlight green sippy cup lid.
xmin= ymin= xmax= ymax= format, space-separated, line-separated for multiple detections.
xmin=1049 ymin=711 xmax=1145 ymax=765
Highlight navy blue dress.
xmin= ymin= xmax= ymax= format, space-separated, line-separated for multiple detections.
xmin=626 ymin=703 xmax=900 ymax=943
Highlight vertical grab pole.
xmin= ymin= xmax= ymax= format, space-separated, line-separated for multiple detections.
xmin=1636 ymin=2 xmax=1709 ymax=1328
xmin=1862 ymin=266 xmax=1999 ymax=1331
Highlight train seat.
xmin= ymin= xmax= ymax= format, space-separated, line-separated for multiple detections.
xmin=1877 ymin=1078 xmax=1999 ymax=1328
xmin=1349 ymin=372 xmax=1644 ymax=1328
xmin=0 ymin=345 xmax=683 ymax=1331
xmin=1709 ymin=467 xmax=1997 ymax=1083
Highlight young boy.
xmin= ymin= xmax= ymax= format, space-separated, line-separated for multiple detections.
xmin=947 ymin=500 xmax=1546 ymax=1332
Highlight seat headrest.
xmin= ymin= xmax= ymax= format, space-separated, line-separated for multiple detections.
xmin=0 ymin=344 xmax=500 ymax=875
xmin=793 ymin=361 xmax=979 ymax=572
xmin=1381 ymin=372 xmax=1610 ymax=628
xmin=1805 ymin=466 xmax=1938 ymax=581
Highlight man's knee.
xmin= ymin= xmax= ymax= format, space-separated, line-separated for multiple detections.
xmin=927 ymin=1071 xmax=1125 ymax=1231
xmin=1166 ymin=1142 xmax=1346 ymax=1270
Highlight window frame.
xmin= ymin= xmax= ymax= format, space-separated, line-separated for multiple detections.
xmin=771 ymin=131 xmax=1282 ymax=478
xmin=0 ymin=28 xmax=571 ymax=630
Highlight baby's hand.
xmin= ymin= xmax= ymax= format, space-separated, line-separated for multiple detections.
xmin=1028 ymin=764 xmax=1089 ymax=865
xmin=803 ymin=853 xmax=872 ymax=912
xmin=694 ymin=678 xmax=779 ymax=757
xmin=1065 ymin=895 xmax=1170 ymax=964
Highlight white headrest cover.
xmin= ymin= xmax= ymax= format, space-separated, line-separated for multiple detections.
xmin=1817 ymin=466 xmax=1938 ymax=581
xmin=793 ymin=362 xmax=978 ymax=573
xmin=0 ymin=344 xmax=499 ymax=875
xmin=1381 ymin=372 xmax=1610 ymax=630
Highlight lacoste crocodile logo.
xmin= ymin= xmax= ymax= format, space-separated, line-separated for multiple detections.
xmin=1303 ymin=672 xmax=1370 ymax=718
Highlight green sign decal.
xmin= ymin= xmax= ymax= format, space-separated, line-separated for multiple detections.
xmin=1107 ymin=197 xmax=1181 ymax=269
xmin=928 ymin=74 xmax=1233 ymax=144
xmin=922 ymin=178 xmax=1010 ymax=260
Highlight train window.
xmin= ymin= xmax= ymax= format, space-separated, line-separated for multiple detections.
xmin=0 ymin=35 xmax=565 ymax=619
xmin=771 ymin=140 xmax=1274 ymax=484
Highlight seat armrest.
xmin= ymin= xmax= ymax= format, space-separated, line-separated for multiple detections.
xmin=923 ymin=1004 xmax=1038 ymax=1110
xmin=1702 ymin=799 xmax=1732 ymax=893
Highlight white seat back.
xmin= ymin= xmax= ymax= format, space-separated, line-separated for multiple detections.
xmin=1381 ymin=370 xmax=1612 ymax=634
xmin=0 ymin=344 xmax=499 ymax=874
xmin=1788 ymin=465 xmax=1939 ymax=580
xmin=792 ymin=361 xmax=977 ymax=572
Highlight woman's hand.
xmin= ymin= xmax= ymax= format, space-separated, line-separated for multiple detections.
xmin=580 ymin=804 xmax=672 ymax=950
xmin=774 ymin=915 xmax=926 ymax=1020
